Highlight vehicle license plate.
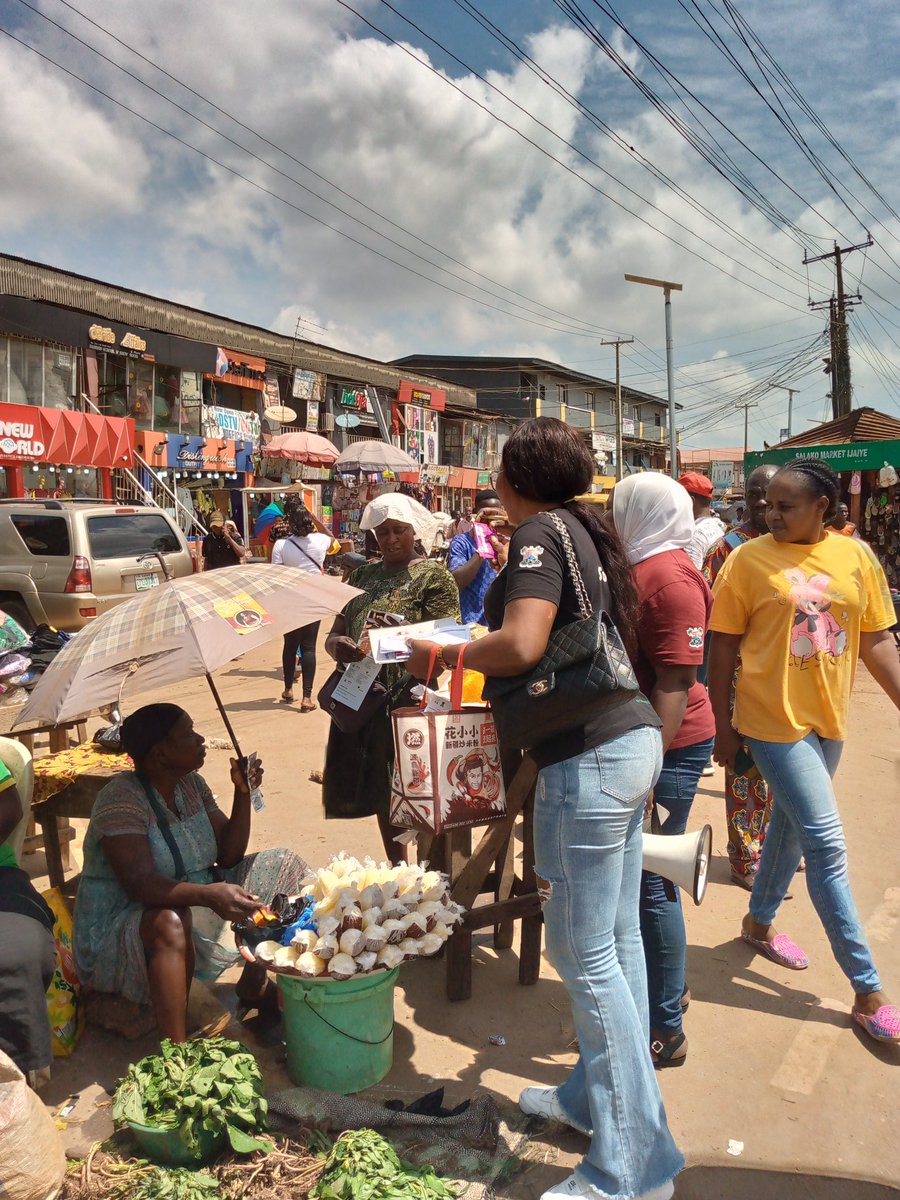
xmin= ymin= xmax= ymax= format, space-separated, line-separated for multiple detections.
xmin=135 ymin=574 xmax=160 ymax=591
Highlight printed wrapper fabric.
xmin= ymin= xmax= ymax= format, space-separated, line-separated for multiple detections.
xmin=390 ymin=655 xmax=506 ymax=834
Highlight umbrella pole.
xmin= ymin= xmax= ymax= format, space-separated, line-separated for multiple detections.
xmin=205 ymin=673 xmax=244 ymax=759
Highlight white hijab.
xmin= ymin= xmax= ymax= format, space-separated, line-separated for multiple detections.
xmin=359 ymin=492 xmax=444 ymax=554
xmin=611 ymin=473 xmax=695 ymax=565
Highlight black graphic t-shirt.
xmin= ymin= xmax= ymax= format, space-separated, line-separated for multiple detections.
xmin=482 ymin=508 xmax=660 ymax=767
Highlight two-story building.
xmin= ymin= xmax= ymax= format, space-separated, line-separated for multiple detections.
xmin=391 ymin=355 xmax=677 ymax=477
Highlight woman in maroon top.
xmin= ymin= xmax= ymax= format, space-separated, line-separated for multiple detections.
xmin=613 ymin=473 xmax=715 ymax=1067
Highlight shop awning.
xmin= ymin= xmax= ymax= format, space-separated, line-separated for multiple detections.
xmin=0 ymin=403 xmax=134 ymax=468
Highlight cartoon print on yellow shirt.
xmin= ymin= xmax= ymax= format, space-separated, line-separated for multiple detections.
xmin=783 ymin=567 xmax=848 ymax=663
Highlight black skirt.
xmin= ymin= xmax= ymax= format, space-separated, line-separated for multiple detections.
xmin=0 ymin=870 xmax=56 ymax=1074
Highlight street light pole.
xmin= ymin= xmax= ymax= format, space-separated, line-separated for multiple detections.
xmin=625 ymin=273 xmax=683 ymax=477
xmin=770 ymin=384 xmax=796 ymax=439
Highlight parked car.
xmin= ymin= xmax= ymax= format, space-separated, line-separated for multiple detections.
xmin=0 ymin=499 xmax=194 ymax=631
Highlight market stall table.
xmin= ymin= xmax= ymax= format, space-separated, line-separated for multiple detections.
xmin=31 ymin=743 xmax=131 ymax=891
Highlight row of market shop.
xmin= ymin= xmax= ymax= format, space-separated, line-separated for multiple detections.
xmin=0 ymin=256 xmax=505 ymax=538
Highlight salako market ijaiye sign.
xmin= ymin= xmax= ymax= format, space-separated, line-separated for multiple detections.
xmin=745 ymin=438 xmax=900 ymax=474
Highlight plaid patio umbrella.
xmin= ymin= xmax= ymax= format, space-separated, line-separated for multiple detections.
xmin=15 ymin=565 xmax=361 ymax=754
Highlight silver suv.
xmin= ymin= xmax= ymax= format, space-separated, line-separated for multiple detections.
xmin=0 ymin=499 xmax=194 ymax=631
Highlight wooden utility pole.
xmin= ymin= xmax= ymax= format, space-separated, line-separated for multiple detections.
xmin=804 ymin=237 xmax=872 ymax=419
xmin=601 ymin=337 xmax=634 ymax=480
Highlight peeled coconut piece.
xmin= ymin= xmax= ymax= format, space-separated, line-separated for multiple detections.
xmin=291 ymin=929 xmax=317 ymax=952
xmin=380 ymin=879 xmax=399 ymax=903
xmin=401 ymin=911 xmax=426 ymax=940
xmin=297 ymin=951 xmax=326 ymax=977
xmin=416 ymin=901 xmax=442 ymax=932
xmin=382 ymin=900 xmax=407 ymax=923
xmin=339 ymin=928 xmax=366 ymax=958
xmin=339 ymin=905 xmax=363 ymax=933
xmin=382 ymin=918 xmax=406 ymax=945
xmin=316 ymin=914 xmax=340 ymax=939
xmin=361 ymin=907 xmax=383 ymax=930
xmin=356 ymin=950 xmax=378 ymax=973
xmin=329 ymin=952 xmax=358 ymax=981
xmin=419 ymin=932 xmax=444 ymax=958
xmin=253 ymin=940 xmax=282 ymax=964
xmin=376 ymin=945 xmax=405 ymax=970
xmin=420 ymin=871 xmax=449 ymax=903
xmin=431 ymin=920 xmax=451 ymax=942
xmin=398 ymin=937 xmax=420 ymax=959
xmin=363 ymin=926 xmax=388 ymax=954
xmin=359 ymin=882 xmax=385 ymax=911
xmin=313 ymin=933 xmax=338 ymax=961
xmin=273 ymin=945 xmax=300 ymax=971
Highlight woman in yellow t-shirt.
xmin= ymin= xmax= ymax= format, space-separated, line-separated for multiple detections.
xmin=708 ymin=458 xmax=900 ymax=1045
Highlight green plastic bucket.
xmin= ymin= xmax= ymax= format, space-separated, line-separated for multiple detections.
xmin=277 ymin=967 xmax=399 ymax=1094
xmin=126 ymin=1119 xmax=225 ymax=1166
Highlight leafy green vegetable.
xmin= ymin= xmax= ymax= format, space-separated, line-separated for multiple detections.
xmin=310 ymin=1129 xmax=460 ymax=1199
xmin=112 ymin=1038 xmax=272 ymax=1156
xmin=131 ymin=1166 xmax=220 ymax=1200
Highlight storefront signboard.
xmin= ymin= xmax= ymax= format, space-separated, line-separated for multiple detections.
xmin=745 ymin=439 xmax=900 ymax=474
xmin=622 ymin=418 xmax=636 ymax=436
xmin=201 ymin=404 xmax=261 ymax=442
xmin=181 ymin=371 xmax=203 ymax=402
xmin=264 ymin=370 xmax=281 ymax=409
xmin=167 ymin=435 xmax=206 ymax=469
xmin=203 ymin=441 xmax=237 ymax=471
xmin=206 ymin=348 xmax=267 ymax=391
xmin=397 ymin=380 xmax=447 ymax=412
xmin=341 ymin=387 xmax=370 ymax=411
xmin=591 ymin=432 xmax=616 ymax=453
xmin=0 ymin=296 xmax=219 ymax=373
xmin=0 ymin=403 xmax=133 ymax=468
xmin=420 ymin=465 xmax=450 ymax=485
xmin=292 ymin=369 xmax=320 ymax=400
xmin=477 ymin=471 xmax=492 ymax=486
xmin=306 ymin=400 xmax=320 ymax=432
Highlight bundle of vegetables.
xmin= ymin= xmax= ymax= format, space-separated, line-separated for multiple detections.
xmin=310 ymin=1129 xmax=460 ymax=1199
xmin=112 ymin=1038 xmax=272 ymax=1155
xmin=253 ymin=855 xmax=464 ymax=981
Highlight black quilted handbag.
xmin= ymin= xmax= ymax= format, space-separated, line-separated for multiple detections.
xmin=482 ymin=512 xmax=639 ymax=750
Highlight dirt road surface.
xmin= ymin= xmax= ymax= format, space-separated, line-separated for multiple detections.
xmin=28 ymin=635 xmax=899 ymax=1198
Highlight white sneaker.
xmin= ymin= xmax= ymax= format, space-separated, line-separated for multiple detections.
xmin=518 ymin=1087 xmax=592 ymax=1135
xmin=541 ymin=1175 xmax=675 ymax=1200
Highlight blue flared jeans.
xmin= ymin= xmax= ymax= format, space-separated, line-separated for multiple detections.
xmin=534 ymin=724 xmax=684 ymax=1199
xmin=746 ymin=732 xmax=881 ymax=994
xmin=640 ymin=736 xmax=714 ymax=1035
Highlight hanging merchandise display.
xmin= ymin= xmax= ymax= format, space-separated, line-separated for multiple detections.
xmin=863 ymin=483 xmax=900 ymax=588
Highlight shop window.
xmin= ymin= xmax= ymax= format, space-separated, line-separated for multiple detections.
xmin=126 ymin=360 xmax=154 ymax=430
xmin=100 ymin=353 xmax=129 ymax=418
xmin=11 ymin=515 xmax=71 ymax=557
xmin=154 ymin=365 xmax=182 ymax=433
xmin=7 ymin=339 xmax=43 ymax=406
xmin=43 ymin=347 xmax=75 ymax=410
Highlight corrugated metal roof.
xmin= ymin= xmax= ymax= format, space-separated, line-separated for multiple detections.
xmin=775 ymin=407 xmax=900 ymax=447
xmin=0 ymin=253 xmax=476 ymax=408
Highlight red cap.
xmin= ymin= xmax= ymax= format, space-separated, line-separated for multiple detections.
xmin=678 ymin=471 xmax=714 ymax=498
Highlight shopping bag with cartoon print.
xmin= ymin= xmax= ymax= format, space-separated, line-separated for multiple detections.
xmin=391 ymin=648 xmax=506 ymax=834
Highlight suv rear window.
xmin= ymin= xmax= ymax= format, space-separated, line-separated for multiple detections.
xmin=87 ymin=514 xmax=181 ymax=559
xmin=11 ymin=515 xmax=71 ymax=557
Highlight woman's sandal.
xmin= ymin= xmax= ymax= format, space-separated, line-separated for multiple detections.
xmin=280 ymin=690 xmax=295 ymax=704
xmin=741 ymin=930 xmax=809 ymax=970
xmin=852 ymin=1005 xmax=900 ymax=1043
xmin=651 ymin=1031 xmax=688 ymax=1068
xmin=300 ymin=697 xmax=317 ymax=713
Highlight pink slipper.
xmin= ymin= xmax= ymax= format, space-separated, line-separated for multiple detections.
xmin=741 ymin=930 xmax=809 ymax=970
xmin=853 ymin=1005 xmax=900 ymax=1043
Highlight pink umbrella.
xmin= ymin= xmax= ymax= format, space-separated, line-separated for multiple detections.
xmin=263 ymin=431 xmax=340 ymax=465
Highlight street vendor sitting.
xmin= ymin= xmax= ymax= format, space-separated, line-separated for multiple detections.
xmin=73 ymin=703 xmax=309 ymax=1042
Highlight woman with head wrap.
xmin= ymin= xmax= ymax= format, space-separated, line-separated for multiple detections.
xmin=611 ymin=473 xmax=715 ymax=1068
xmin=73 ymin=704 xmax=308 ymax=1042
xmin=322 ymin=492 xmax=459 ymax=861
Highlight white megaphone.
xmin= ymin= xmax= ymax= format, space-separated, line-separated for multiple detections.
xmin=642 ymin=824 xmax=713 ymax=906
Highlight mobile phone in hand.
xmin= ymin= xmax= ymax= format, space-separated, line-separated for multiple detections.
xmin=246 ymin=750 xmax=265 ymax=812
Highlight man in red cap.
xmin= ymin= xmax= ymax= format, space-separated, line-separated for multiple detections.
xmin=678 ymin=472 xmax=725 ymax=569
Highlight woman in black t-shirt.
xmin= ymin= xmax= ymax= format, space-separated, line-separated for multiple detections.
xmin=407 ymin=419 xmax=681 ymax=1200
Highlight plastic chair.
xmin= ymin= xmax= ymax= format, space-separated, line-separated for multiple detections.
xmin=0 ymin=736 xmax=35 ymax=866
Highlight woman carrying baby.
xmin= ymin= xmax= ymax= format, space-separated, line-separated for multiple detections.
xmin=707 ymin=458 xmax=900 ymax=1045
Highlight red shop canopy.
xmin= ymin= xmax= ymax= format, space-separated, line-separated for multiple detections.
xmin=0 ymin=404 xmax=134 ymax=469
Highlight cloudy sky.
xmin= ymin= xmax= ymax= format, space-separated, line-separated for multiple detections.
xmin=3 ymin=0 xmax=900 ymax=447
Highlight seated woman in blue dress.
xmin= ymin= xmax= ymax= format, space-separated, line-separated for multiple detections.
xmin=74 ymin=703 xmax=308 ymax=1041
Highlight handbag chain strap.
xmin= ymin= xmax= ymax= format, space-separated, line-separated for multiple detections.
xmin=546 ymin=511 xmax=593 ymax=620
